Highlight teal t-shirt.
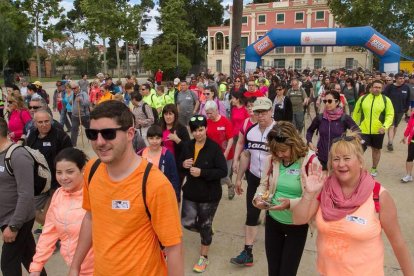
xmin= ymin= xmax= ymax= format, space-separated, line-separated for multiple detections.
xmin=269 ymin=161 xmax=302 ymax=224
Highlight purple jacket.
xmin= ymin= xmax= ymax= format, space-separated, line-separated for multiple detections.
xmin=306 ymin=114 xmax=360 ymax=163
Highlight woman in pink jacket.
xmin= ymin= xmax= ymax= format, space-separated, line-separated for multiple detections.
xmin=29 ymin=148 xmax=94 ymax=276
xmin=6 ymin=93 xmax=31 ymax=142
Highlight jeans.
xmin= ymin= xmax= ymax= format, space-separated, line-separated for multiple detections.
xmin=1 ymin=219 xmax=47 ymax=276
xmin=70 ymin=115 xmax=90 ymax=146
xmin=60 ymin=108 xmax=72 ymax=132
xmin=292 ymin=112 xmax=305 ymax=133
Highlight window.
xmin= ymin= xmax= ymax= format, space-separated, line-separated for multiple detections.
xmin=314 ymin=58 xmax=322 ymax=69
xmin=346 ymin=58 xmax=354 ymax=69
xmin=276 ymin=13 xmax=285 ymax=23
xmin=275 ymin=47 xmax=284 ymax=54
xmin=216 ymin=33 xmax=224 ymax=50
xmin=294 ymin=59 xmax=302 ymax=70
xmin=241 ymin=37 xmax=248 ymax=54
xmin=314 ymin=46 xmax=325 ymax=53
xmin=242 ymin=16 xmax=248 ymax=24
xmin=295 ymin=46 xmax=303 ymax=53
xmin=225 ymin=36 xmax=229 ymax=50
xmin=274 ymin=59 xmax=285 ymax=69
xmin=241 ymin=59 xmax=246 ymax=72
xmin=295 ymin=12 xmax=304 ymax=22
xmin=258 ymin=15 xmax=266 ymax=24
xmin=316 ymin=11 xmax=325 ymax=20
xmin=216 ymin=60 xmax=222 ymax=73
xmin=210 ymin=37 xmax=214 ymax=50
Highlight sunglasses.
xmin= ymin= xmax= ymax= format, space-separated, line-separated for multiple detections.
xmin=29 ymin=105 xmax=41 ymax=110
xmin=332 ymin=135 xmax=356 ymax=144
xmin=276 ymin=88 xmax=283 ymax=91
xmin=85 ymin=127 xmax=129 ymax=141
xmin=7 ymin=101 xmax=14 ymax=104
xmin=323 ymin=99 xmax=337 ymax=104
xmin=268 ymin=129 xmax=288 ymax=143
xmin=190 ymin=116 xmax=205 ymax=122
xmin=203 ymin=93 xmax=211 ymax=96
xmin=234 ymin=80 xmax=241 ymax=82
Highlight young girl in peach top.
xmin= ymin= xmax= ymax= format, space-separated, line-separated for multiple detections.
xmin=29 ymin=148 xmax=94 ymax=276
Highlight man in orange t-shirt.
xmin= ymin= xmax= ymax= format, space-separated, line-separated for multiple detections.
xmin=68 ymin=100 xmax=183 ymax=276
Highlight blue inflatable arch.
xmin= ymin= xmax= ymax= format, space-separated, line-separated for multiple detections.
xmin=244 ymin=26 xmax=400 ymax=73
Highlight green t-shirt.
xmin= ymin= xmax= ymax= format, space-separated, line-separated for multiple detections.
xmin=269 ymin=161 xmax=302 ymax=224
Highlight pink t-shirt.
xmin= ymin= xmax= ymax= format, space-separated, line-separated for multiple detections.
xmin=207 ymin=116 xmax=234 ymax=160
xmin=231 ymin=106 xmax=249 ymax=137
xmin=162 ymin=129 xmax=175 ymax=156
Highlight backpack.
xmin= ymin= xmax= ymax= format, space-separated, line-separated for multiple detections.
xmin=358 ymin=94 xmax=387 ymax=124
xmin=5 ymin=144 xmax=51 ymax=196
xmin=142 ymin=95 xmax=159 ymax=124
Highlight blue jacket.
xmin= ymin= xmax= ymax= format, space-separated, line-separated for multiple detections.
xmin=306 ymin=113 xmax=360 ymax=163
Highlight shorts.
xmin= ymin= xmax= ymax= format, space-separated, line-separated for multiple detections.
xmin=34 ymin=192 xmax=51 ymax=211
xmin=393 ymin=112 xmax=404 ymax=127
xmin=361 ymin=133 xmax=385 ymax=150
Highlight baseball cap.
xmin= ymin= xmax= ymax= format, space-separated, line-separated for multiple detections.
xmin=173 ymin=78 xmax=180 ymax=85
xmin=252 ymin=97 xmax=272 ymax=111
xmin=96 ymin=72 xmax=104 ymax=78
xmin=33 ymin=80 xmax=42 ymax=87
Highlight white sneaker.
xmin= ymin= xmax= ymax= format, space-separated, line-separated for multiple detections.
xmin=401 ymin=175 xmax=413 ymax=183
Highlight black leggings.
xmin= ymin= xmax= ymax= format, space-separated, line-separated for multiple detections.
xmin=407 ymin=142 xmax=414 ymax=162
xmin=265 ymin=214 xmax=308 ymax=276
xmin=246 ymin=171 xmax=261 ymax=226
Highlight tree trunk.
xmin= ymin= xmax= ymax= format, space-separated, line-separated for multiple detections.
xmin=230 ymin=0 xmax=243 ymax=78
xmin=126 ymin=41 xmax=130 ymax=75
xmin=35 ymin=18 xmax=42 ymax=79
xmin=103 ymin=37 xmax=107 ymax=73
xmin=115 ymin=41 xmax=121 ymax=79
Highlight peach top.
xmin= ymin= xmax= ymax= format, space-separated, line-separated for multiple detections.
xmin=315 ymin=188 xmax=385 ymax=276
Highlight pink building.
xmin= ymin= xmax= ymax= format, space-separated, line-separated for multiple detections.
xmin=207 ymin=0 xmax=372 ymax=74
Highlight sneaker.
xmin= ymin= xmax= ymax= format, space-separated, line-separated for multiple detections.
xmin=193 ymin=256 xmax=209 ymax=273
xmin=387 ymin=143 xmax=394 ymax=151
xmin=401 ymin=175 xmax=413 ymax=183
xmin=230 ymin=250 xmax=254 ymax=266
xmin=228 ymin=185 xmax=235 ymax=200
xmin=370 ymin=168 xmax=378 ymax=177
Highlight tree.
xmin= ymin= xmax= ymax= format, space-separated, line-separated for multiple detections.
xmin=231 ymin=0 xmax=243 ymax=78
xmin=0 ymin=1 xmax=32 ymax=73
xmin=328 ymin=0 xmax=414 ymax=57
xmin=20 ymin=0 xmax=63 ymax=78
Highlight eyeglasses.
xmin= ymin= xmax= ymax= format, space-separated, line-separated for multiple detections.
xmin=254 ymin=109 xmax=270 ymax=115
xmin=323 ymin=99 xmax=337 ymax=104
xmin=203 ymin=93 xmax=211 ymax=96
xmin=29 ymin=105 xmax=41 ymax=110
xmin=190 ymin=116 xmax=205 ymax=122
xmin=332 ymin=135 xmax=356 ymax=144
xmin=276 ymin=88 xmax=283 ymax=91
xmin=268 ymin=129 xmax=288 ymax=143
xmin=85 ymin=127 xmax=129 ymax=141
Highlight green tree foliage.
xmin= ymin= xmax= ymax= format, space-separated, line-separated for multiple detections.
xmin=0 ymin=1 xmax=33 ymax=72
xmin=328 ymin=0 xmax=414 ymax=57
xmin=142 ymin=44 xmax=191 ymax=80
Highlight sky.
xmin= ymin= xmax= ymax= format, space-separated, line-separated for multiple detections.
xmin=59 ymin=0 xmax=250 ymax=45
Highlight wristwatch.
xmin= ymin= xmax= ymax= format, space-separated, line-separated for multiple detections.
xmin=8 ymin=225 xmax=19 ymax=232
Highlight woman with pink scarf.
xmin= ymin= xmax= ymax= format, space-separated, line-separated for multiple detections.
xmin=306 ymin=90 xmax=359 ymax=170
xmin=292 ymin=132 xmax=414 ymax=276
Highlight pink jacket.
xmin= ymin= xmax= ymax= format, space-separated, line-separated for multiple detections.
xmin=8 ymin=109 xmax=31 ymax=142
xmin=404 ymin=114 xmax=414 ymax=142
xmin=30 ymin=187 xmax=94 ymax=275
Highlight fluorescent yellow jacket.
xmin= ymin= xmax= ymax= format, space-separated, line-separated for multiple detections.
xmin=352 ymin=93 xmax=394 ymax=134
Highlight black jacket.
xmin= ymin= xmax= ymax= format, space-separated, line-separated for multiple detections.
xmin=26 ymin=126 xmax=73 ymax=189
xmin=180 ymin=138 xmax=227 ymax=203
xmin=273 ymin=96 xmax=293 ymax=122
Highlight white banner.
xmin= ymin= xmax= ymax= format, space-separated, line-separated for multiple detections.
xmin=301 ymin=32 xmax=337 ymax=45
xmin=245 ymin=61 xmax=257 ymax=74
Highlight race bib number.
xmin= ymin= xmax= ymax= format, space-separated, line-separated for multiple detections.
xmin=43 ymin=142 xmax=51 ymax=147
xmin=112 ymin=200 xmax=130 ymax=210
xmin=346 ymin=215 xmax=367 ymax=225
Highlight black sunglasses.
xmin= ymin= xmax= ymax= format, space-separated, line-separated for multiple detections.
xmin=29 ymin=105 xmax=41 ymax=110
xmin=268 ymin=129 xmax=288 ymax=143
xmin=323 ymin=99 xmax=337 ymax=104
xmin=332 ymin=135 xmax=356 ymax=144
xmin=85 ymin=127 xmax=129 ymax=141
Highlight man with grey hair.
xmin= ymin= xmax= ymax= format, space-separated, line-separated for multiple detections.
xmin=26 ymin=109 xmax=72 ymax=225
xmin=69 ymin=81 xmax=90 ymax=146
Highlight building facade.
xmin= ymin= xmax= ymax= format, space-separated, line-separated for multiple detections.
xmin=207 ymin=0 xmax=373 ymax=74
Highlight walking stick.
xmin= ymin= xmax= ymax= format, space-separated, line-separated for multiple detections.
xmin=77 ymin=98 xmax=85 ymax=148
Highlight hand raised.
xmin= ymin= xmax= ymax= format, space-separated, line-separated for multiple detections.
xmin=301 ymin=161 xmax=326 ymax=194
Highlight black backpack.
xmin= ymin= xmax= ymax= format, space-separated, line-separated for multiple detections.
xmin=5 ymin=144 xmax=51 ymax=196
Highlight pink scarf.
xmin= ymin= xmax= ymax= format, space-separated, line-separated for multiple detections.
xmin=320 ymin=170 xmax=375 ymax=221
xmin=323 ymin=107 xmax=343 ymax=122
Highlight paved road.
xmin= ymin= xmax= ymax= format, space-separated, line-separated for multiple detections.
xmin=2 ymin=81 xmax=412 ymax=275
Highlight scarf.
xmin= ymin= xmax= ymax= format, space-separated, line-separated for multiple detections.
xmin=320 ymin=170 xmax=375 ymax=221
xmin=323 ymin=107 xmax=344 ymax=122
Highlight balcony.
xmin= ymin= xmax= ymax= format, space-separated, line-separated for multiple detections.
xmin=291 ymin=0 xmax=308 ymax=6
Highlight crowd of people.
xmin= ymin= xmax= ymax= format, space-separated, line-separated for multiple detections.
xmin=0 ymin=66 xmax=414 ymax=276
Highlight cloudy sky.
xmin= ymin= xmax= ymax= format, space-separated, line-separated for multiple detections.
xmin=60 ymin=0 xmax=250 ymax=45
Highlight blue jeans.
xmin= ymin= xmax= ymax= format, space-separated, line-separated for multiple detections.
xmin=292 ymin=112 xmax=304 ymax=133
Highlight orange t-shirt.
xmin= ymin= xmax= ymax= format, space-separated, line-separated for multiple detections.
xmin=83 ymin=158 xmax=182 ymax=276
xmin=141 ymin=148 xmax=161 ymax=168
xmin=315 ymin=188 xmax=385 ymax=276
